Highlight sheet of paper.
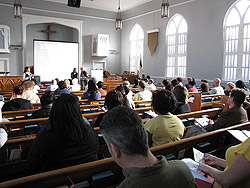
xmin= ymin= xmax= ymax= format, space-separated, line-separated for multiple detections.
xmin=193 ymin=148 xmax=204 ymax=163
xmin=228 ymin=130 xmax=249 ymax=142
xmin=182 ymin=158 xmax=212 ymax=183
xmin=242 ymin=130 xmax=250 ymax=138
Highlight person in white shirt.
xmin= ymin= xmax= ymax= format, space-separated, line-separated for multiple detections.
xmin=70 ymin=78 xmax=81 ymax=91
xmin=147 ymin=79 xmax=157 ymax=91
xmin=0 ymin=126 xmax=7 ymax=148
xmin=210 ymin=78 xmax=225 ymax=94
xmin=45 ymin=79 xmax=58 ymax=91
xmin=134 ymin=81 xmax=152 ymax=101
xmin=22 ymin=80 xmax=40 ymax=103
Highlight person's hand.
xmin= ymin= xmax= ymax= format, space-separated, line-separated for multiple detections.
xmin=198 ymin=162 xmax=211 ymax=174
xmin=208 ymin=119 xmax=214 ymax=125
xmin=203 ymin=154 xmax=218 ymax=166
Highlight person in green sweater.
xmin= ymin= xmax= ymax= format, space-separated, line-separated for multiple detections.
xmin=100 ymin=106 xmax=197 ymax=188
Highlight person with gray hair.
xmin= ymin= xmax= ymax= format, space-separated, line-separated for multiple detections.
xmin=100 ymin=106 xmax=197 ymax=188
xmin=210 ymin=78 xmax=224 ymax=94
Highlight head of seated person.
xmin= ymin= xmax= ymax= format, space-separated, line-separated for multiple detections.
xmin=152 ymin=89 xmax=177 ymax=115
xmin=138 ymin=80 xmax=146 ymax=91
xmin=23 ymin=80 xmax=35 ymax=91
xmin=162 ymin=79 xmax=171 ymax=91
xmin=188 ymin=80 xmax=196 ymax=89
xmin=229 ymin=88 xmax=246 ymax=108
xmin=104 ymin=90 xmax=124 ymax=111
xmin=41 ymin=91 xmax=55 ymax=107
xmin=171 ymin=79 xmax=179 ymax=88
xmin=201 ymin=82 xmax=210 ymax=93
xmin=83 ymin=79 xmax=100 ymax=100
xmin=12 ymin=85 xmax=24 ymax=98
xmin=97 ymin=81 xmax=104 ymax=89
xmin=58 ymin=81 xmax=66 ymax=90
xmin=100 ymin=106 xmax=197 ymax=187
xmin=235 ymin=80 xmax=247 ymax=90
xmin=64 ymin=79 xmax=70 ymax=89
xmin=173 ymin=85 xmax=188 ymax=104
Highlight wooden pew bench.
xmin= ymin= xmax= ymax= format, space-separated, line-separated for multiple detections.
xmin=0 ymin=121 xmax=249 ymax=188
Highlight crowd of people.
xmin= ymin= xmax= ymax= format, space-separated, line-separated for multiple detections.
xmin=0 ymin=70 xmax=250 ymax=187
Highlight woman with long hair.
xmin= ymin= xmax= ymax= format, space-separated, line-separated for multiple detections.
xmin=82 ymin=79 xmax=101 ymax=100
xmin=26 ymin=93 xmax=99 ymax=174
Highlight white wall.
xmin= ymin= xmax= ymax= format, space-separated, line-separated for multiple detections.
xmin=121 ymin=0 xmax=237 ymax=83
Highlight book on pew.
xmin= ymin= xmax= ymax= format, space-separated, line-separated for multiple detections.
xmin=228 ymin=130 xmax=250 ymax=142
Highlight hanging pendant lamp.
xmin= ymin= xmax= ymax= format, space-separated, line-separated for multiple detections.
xmin=14 ymin=0 xmax=22 ymax=19
xmin=115 ymin=0 xmax=122 ymax=30
xmin=161 ymin=0 xmax=169 ymax=18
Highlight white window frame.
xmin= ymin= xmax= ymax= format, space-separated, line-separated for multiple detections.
xmin=223 ymin=0 xmax=250 ymax=81
xmin=129 ymin=24 xmax=144 ymax=73
xmin=166 ymin=14 xmax=188 ymax=78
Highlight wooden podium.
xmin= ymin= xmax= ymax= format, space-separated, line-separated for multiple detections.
xmin=0 ymin=76 xmax=23 ymax=89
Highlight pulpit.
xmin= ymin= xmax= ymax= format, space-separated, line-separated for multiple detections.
xmin=0 ymin=76 xmax=23 ymax=89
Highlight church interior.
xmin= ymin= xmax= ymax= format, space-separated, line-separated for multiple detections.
xmin=0 ymin=0 xmax=250 ymax=187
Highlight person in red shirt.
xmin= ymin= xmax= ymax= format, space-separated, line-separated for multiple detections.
xmin=188 ymin=81 xmax=198 ymax=92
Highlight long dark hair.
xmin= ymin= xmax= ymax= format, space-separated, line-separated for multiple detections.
xmin=87 ymin=79 xmax=98 ymax=100
xmin=49 ymin=93 xmax=90 ymax=143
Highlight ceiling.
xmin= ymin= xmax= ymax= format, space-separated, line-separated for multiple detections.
xmin=44 ymin=0 xmax=152 ymax=12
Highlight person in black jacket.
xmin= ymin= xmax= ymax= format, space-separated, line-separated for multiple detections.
xmin=31 ymin=91 xmax=55 ymax=119
xmin=173 ymin=85 xmax=191 ymax=115
xmin=26 ymin=93 xmax=99 ymax=174
xmin=2 ymin=85 xmax=33 ymax=111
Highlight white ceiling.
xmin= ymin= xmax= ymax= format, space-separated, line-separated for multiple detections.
xmin=44 ymin=0 xmax=152 ymax=12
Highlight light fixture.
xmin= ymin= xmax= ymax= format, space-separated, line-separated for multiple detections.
xmin=115 ymin=0 xmax=122 ymax=30
xmin=161 ymin=0 xmax=169 ymax=18
xmin=14 ymin=0 xmax=22 ymax=19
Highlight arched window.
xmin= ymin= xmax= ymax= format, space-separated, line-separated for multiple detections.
xmin=223 ymin=0 xmax=250 ymax=81
xmin=166 ymin=14 xmax=188 ymax=78
xmin=129 ymin=24 xmax=144 ymax=73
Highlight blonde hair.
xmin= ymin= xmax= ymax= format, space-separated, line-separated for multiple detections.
xmin=23 ymin=80 xmax=35 ymax=90
xmin=64 ymin=79 xmax=70 ymax=89
xmin=227 ymin=82 xmax=235 ymax=90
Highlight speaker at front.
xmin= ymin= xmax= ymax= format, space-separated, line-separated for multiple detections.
xmin=68 ymin=0 xmax=81 ymax=8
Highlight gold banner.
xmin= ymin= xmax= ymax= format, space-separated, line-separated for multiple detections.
xmin=148 ymin=32 xmax=158 ymax=56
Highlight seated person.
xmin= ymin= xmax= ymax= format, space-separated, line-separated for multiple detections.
xmin=120 ymin=82 xmax=135 ymax=109
xmin=26 ymin=94 xmax=99 ymax=174
xmin=22 ymin=80 xmax=40 ymax=103
xmin=162 ymin=79 xmax=171 ymax=91
xmin=210 ymin=78 xmax=224 ymax=94
xmin=206 ymin=88 xmax=248 ymax=131
xmin=82 ymin=79 xmax=101 ymax=100
xmin=97 ymin=81 xmax=106 ymax=97
xmin=201 ymin=82 xmax=210 ymax=95
xmin=32 ymin=79 xmax=40 ymax=94
xmin=147 ymin=79 xmax=156 ymax=90
xmin=185 ymin=77 xmax=193 ymax=90
xmin=133 ymin=81 xmax=152 ymax=101
xmin=54 ymin=81 xmax=70 ymax=95
xmin=173 ymin=85 xmax=191 ymax=114
xmin=31 ymin=91 xmax=55 ymax=119
xmin=171 ymin=79 xmax=179 ymax=89
xmin=100 ymin=106 xmax=197 ymax=188
xmin=198 ymin=137 xmax=250 ymax=188
xmin=70 ymin=78 xmax=81 ymax=91
xmin=236 ymin=80 xmax=250 ymax=96
xmin=2 ymin=85 xmax=33 ymax=111
xmin=0 ymin=125 xmax=8 ymax=148
xmin=188 ymin=81 xmax=198 ymax=93
xmin=94 ymin=90 xmax=124 ymax=127
xmin=177 ymin=77 xmax=183 ymax=86
xmin=224 ymin=82 xmax=235 ymax=96
xmin=132 ymin=78 xmax=139 ymax=88
xmin=145 ymin=90 xmax=185 ymax=147
xmin=64 ymin=79 xmax=71 ymax=90
xmin=45 ymin=79 xmax=58 ymax=91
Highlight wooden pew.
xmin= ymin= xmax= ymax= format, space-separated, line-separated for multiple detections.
xmin=0 ymin=121 xmax=249 ymax=188
xmin=0 ymin=107 xmax=153 ymax=137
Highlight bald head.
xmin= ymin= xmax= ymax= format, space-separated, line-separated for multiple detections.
xmin=213 ymin=78 xmax=221 ymax=87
